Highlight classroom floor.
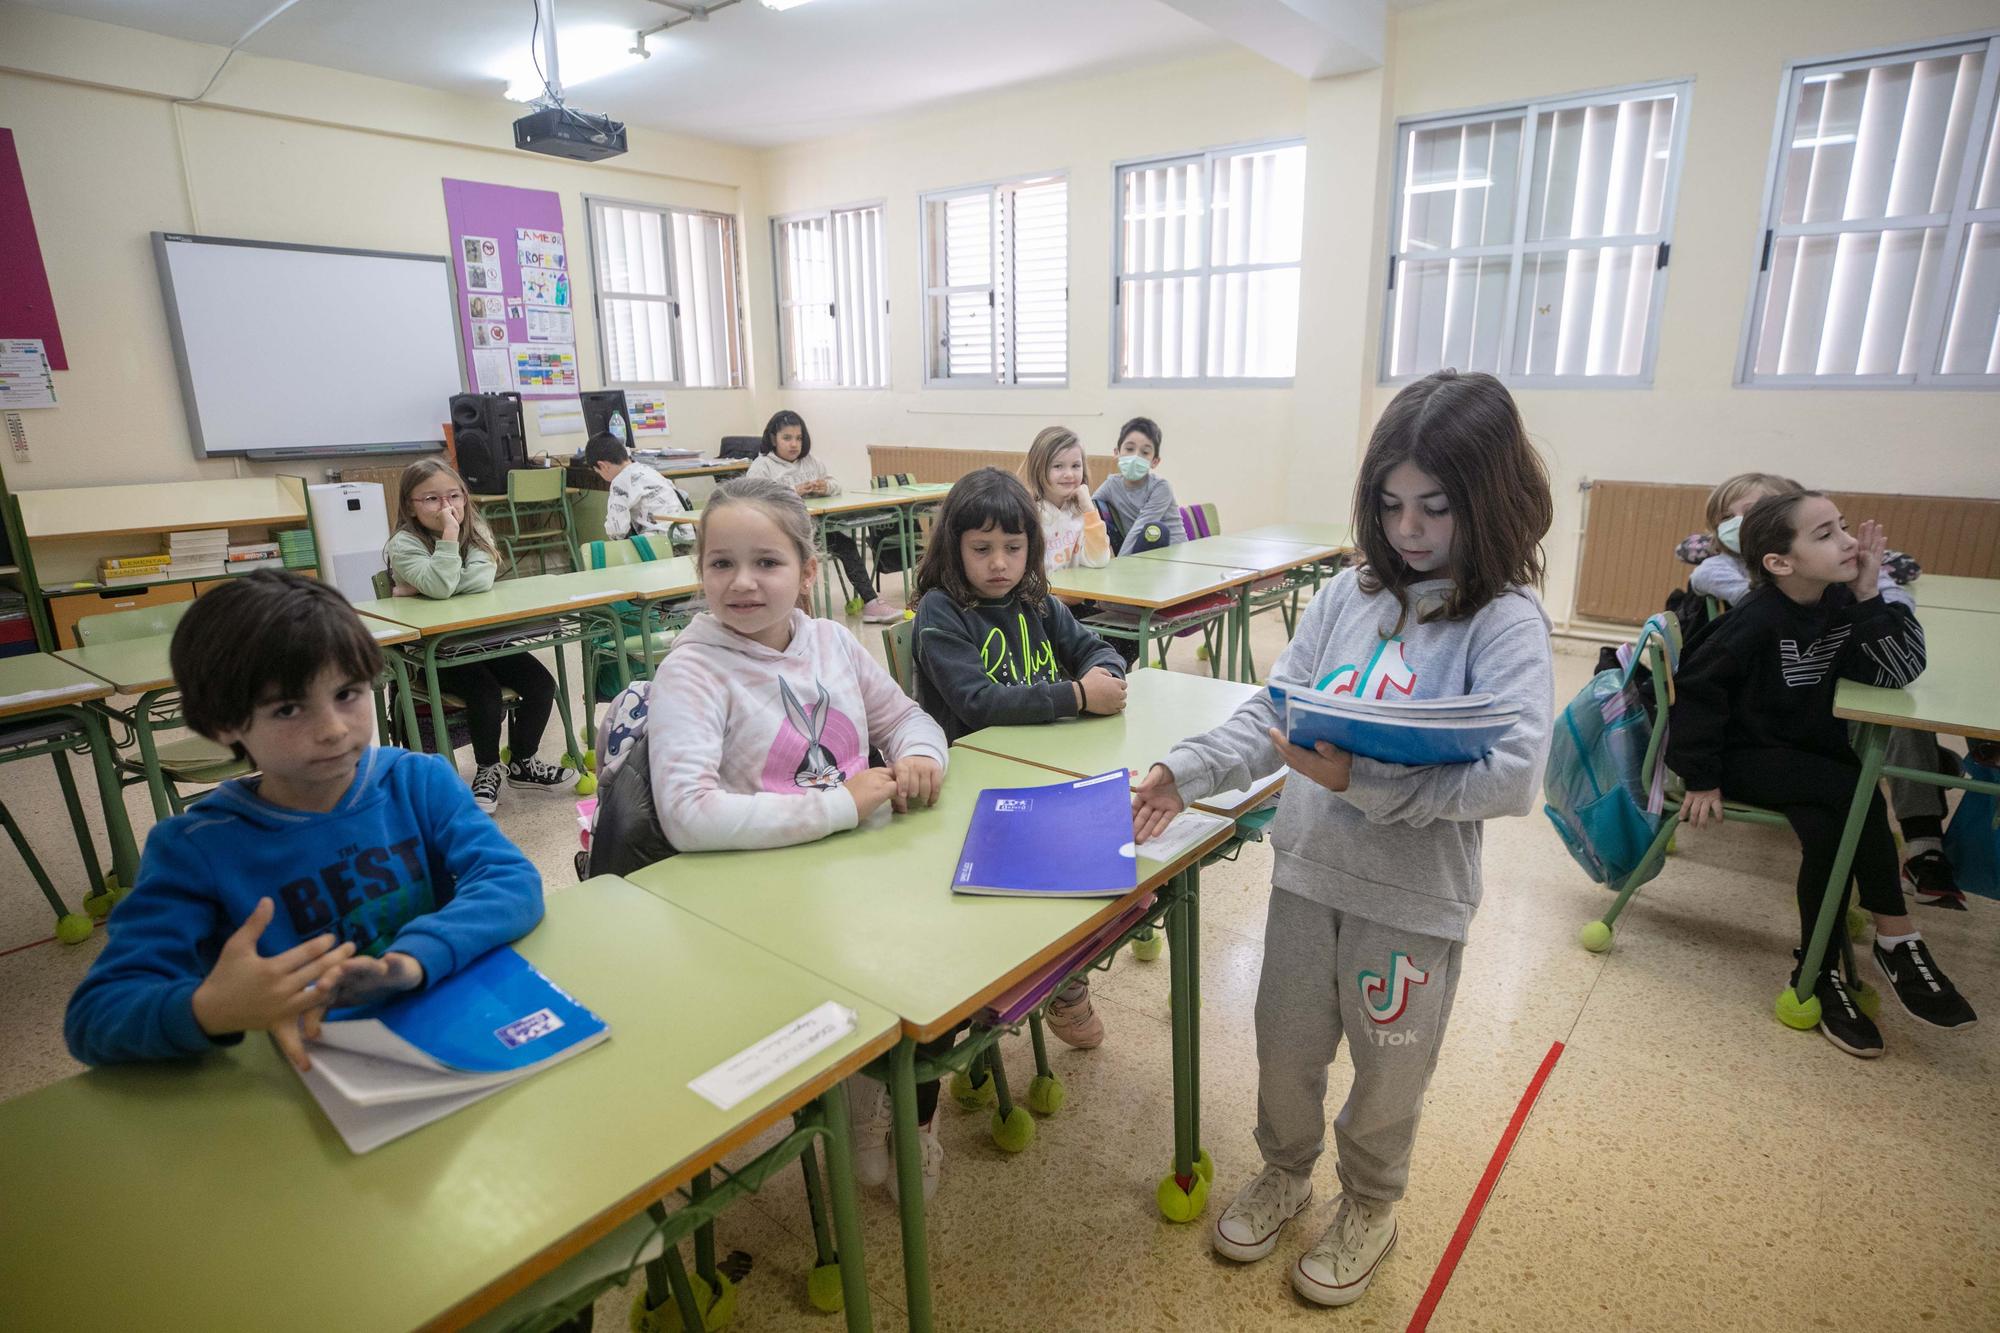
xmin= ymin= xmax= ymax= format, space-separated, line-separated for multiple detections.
xmin=2 ymin=607 xmax=1995 ymax=1331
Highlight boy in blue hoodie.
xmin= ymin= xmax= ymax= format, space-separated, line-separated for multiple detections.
xmin=65 ymin=571 xmax=544 ymax=1070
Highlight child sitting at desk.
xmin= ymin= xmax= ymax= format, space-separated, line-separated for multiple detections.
xmin=584 ymin=431 xmax=693 ymax=547
xmin=1668 ymin=491 xmax=1976 ymax=1058
xmin=64 ymin=571 xmax=544 ymax=1069
xmin=385 ymin=458 xmax=572 ymax=813
xmin=1022 ymin=426 xmax=1111 ymax=574
xmin=1097 ymin=416 xmax=1184 ymax=555
xmin=746 ymin=409 xmax=902 ymax=624
xmin=910 ymin=467 xmax=1127 ymax=1051
xmin=645 ymin=476 xmax=953 ymax=1198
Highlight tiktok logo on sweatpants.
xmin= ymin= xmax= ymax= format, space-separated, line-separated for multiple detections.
xmin=1358 ymin=951 xmax=1429 ymax=1045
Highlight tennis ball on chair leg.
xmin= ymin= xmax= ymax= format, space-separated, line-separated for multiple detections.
xmin=1774 ymin=987 xmax=1821 ymax=1031
xmin=990 ymin=1105 xmax=1035 ymax=1152
xmin=950 ymin=1069 xmax=996 ymax=1110
xmin=55 ymin=913 xmax=94 ymax=945
xmin=806 ymin=1263 xmax=845 ymax=1313
xmin=1578 ymin=920 xmax=1613 ymax=953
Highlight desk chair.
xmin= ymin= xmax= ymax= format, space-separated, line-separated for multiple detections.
xmin=0 ymin=716 xmax=112 ymax=943
xmin=74 ymin=603 xmax=250 ymax=816
xmin=492 ymin=468 xmax=575 ymax=576
xmin=880 ymin=619 xmax=916 ymax=700
xmin=822 ymin=474 xmax=912 ymax=614
xmin=718 ymin=435 xmax=762 ymax=461
xmin=578 ymin=537 xmax=691 ymax=697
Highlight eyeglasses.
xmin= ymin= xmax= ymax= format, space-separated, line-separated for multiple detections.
xmin=413 ymin=491 xmax=465 ymax=508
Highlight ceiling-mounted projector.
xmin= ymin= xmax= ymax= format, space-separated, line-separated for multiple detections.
xmin=514 ymin=106 xmax=627 ymax=161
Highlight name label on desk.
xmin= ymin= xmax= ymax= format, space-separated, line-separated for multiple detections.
xmin=689 ymin=1001 xmax=859 ymax=1111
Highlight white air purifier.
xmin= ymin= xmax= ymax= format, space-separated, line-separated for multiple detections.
xmin=309 ymin=482 xmax=390 ymax=602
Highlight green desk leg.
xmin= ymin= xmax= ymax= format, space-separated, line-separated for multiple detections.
xmin=73 ymin=704 xmax=138 ymax=889
xmin=130 ymin=688 xmax=175 ymax=822
xmin=1232 ymin=585 xmax=1251 ymax=682
xmin=1137 ymin=608 xmax=1155 ymax=670
xmin=817 ymin=1082 xmax=877 ymax=1329
xmin=1785 ymin=722 xmax=1888 ymax=1025
xmin=1157 ymin=867 xmax=1213 ymax=1220
xmin=387 ymin=652 xmax=422 ymax=750
xmin=888 ymin=1037 xmax=936 ymax=1333
xmin=421 ymin=642 xmax=454 ymax=763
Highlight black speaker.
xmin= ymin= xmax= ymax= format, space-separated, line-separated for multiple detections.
xmin=581 ymin=390 xmax=630 ymax=445
xmin=449 ymin=392 xmax=526 ymax=495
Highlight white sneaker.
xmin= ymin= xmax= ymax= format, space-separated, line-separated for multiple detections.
xmin=886 ymin=1116 xmax=944 ymax=1204
xmin=1292 ymin=1194 xmax=1397 ymax=1307
xmin=860 ymin=598 xmax=902 ymax=624
xmin=847 ymin=1077 xmax=892 ymax=1190
xmin=1211 ymin=1165 xmax=1312 ymax=1262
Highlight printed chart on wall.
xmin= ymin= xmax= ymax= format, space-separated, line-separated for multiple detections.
xmin=441 ymin=179 xmax=579 ymax=398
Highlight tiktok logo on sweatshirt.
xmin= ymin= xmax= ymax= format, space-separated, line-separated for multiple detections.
xmin=1317 ymin=638 xmax=1416 ymax=700
xmin=1358 ymin=951 xmax=1430 ymax=1033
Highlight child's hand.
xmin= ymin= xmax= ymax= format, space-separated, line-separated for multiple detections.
xmin=1849 ymin=520 xmax=1885 ymax=600
xmin=189 ymin=898 xmax=357 ymax=1071
xmin=320 ymin=951 xmax=425 ymax=1012
xmin=844 ymin=767 xmax=899 ymax=820
xmin=1132 ymin=764 xmax=1185 ymax=844
xmin=1080 ymin=667 xmax=1128 ymax=715
xmin=1269 ymin=726 xmax=1352 ymax=793
xmin=440 ymin=502 xmax=462 ymax=544
xmin=1679 ymin=788 xmax=1723 ymax=828
xmin=890 ymin=755 xmax=943 ymax=812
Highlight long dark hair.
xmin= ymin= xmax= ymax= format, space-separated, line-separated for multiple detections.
xmin=916 ymin=468 xmax=1050 ymax=609
xmin=1352 ymin=370 xmax=1551 ymax=625
xmin=760 ymin=410 xmax=812 ymax=458
xmin=1740 ymin=489 xmax=1826 ymax=589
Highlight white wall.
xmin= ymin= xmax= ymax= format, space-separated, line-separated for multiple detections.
xmin=0 ymin=3 xmax=763 ymax=494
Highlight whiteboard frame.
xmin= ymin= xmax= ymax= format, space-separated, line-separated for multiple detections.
xmin=153 ymin=231 xmax=465 ymax=460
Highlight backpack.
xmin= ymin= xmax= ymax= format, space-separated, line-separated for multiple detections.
xmin=1544 ymin=614 xmax=1681 ymax=888
xmin=584 ymin=681 xmax=677 ymax=877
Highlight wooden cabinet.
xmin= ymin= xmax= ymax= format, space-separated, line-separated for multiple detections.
xmin=47 ymin=582 xmax=194 ymax=649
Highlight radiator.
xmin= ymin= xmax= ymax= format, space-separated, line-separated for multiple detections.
xmin=1574 ymin=481 xmax=2000 ymax=626
xmin=867 ymin=445 xmax=1117 ymax=491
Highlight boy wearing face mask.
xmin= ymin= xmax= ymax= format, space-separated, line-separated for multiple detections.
xmin=1671 ymin=473 xmax=1961 ymax=909
xmin=1098 ymin=416 xmax=1185 ymax=555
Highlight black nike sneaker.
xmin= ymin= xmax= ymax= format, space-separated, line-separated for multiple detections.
xmin=1873 ymin=937 xmax=1977 ymax=1029
xmin=1794 ymin=953 xmax=1882 ymax=1059
xmin=1901 ymin=850 xmax=1966 ymax=910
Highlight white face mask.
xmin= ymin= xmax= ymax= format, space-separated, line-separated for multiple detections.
xmin=1118 ymin=454 xmax=1152 ymax=482
xmin=1717 ymin=514 xmax=1744 ymax=553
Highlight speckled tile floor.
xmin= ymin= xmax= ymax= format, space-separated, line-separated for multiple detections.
xmin=3 ymin=608 xmax=1996 ymax=1331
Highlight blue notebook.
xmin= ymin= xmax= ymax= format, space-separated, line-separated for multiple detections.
xmin=297 ymin=947 xmax=609 ymax=1153
xmin=1267 ymin=685 xmax=1520 ymax=766
xmin=953 ymin=771 xmax=1140 ymax=898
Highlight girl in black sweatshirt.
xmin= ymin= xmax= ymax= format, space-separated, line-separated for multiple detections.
xmin=1667 ymin=490 xmax=1974 ymax=1057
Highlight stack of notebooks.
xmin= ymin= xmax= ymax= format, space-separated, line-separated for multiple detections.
xmin=98 ymin=552 xmax=175 ymax=588
xmin=165 ymin=528 xmax=229 ymax=580
xmin=277 ymin=527 xmax=317 ymax=571
xmin=293 ymin=946 xmax=608 ymax=1153
xmin=1265 ymin=684 xmax=1522 ymax=766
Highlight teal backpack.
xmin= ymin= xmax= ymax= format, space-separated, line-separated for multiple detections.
xmin=1543 ymin=614 xmax=1681 ymax=889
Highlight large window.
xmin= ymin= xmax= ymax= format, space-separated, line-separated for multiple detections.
xmin=1116 ymin=140 xmax=1306 ymax=384
xmin=920 ymin=174 xmax=1068 ymax=386
xmin=585 ymin=198 xmax=744 ymax=388
xmin=1742 ymin=35 xmax=2000 ymax=386
xmin=1384 ymin=83 xmax=1689 ymax=386
xmin=774 ymin=204 xmax=889 ymax=388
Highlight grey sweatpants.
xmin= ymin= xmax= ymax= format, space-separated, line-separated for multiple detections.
xmin=1881 ymin=726 xmax=1949 ymax=827
xmin=1253 ymin=888 xmax=1464 ymax=1205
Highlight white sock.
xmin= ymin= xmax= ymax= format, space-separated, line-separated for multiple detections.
xmin=1902 ymin=837 xmax=1942 ymax=860
xmin=1875 ymin=930 xmax=1920 ymax=951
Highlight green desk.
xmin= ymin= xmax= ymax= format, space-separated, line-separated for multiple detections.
xmin=1049 ymin=559 xmax=1254 ymax=680
xmin=350 ymin=576 xmax=629 ymax=776
xmin=0 ymin=877 xmax=897 ymax=1333
xmin=1133 ymin=537 xmax=1342 ymax=681
xmin=956 ymin=668 xmax=1278 ymax=816
xmin=1791 ymin=608 xmax=2000 ymax=1022
xmin=0 ymin=653 xmax=136 ymax=923
xmin=1234 ymin=521 xmax=1353 ymax=548
xmin=1914 ymin=574 xmax=2000 ymax=615
xmin=56 ymin=620 xmax=420 ymax=822
xmin=628 ymin=747 xmax=1233 ymax=1332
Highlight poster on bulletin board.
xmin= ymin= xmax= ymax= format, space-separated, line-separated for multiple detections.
xmin=441 ymin=179 xmax=579 ymax=399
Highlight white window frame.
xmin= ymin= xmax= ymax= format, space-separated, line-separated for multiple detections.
xmin=918 ymin=172 xmax=1069 ymax=389
xmin=1113 ymin=137 xmax=1308 ymax=388
xmin=1735 ymin=32 xmax=2000 ymax=389
xmin=583 ymin=195 xmax=746 ymax=390
xmin=1380 ymin=82 xmax=1692 ymax=390
xmin=772 ymin=201 xmax=890 ymax=389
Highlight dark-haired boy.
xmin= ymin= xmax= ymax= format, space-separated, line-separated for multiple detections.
xmin=583 ymin=432 xmax=691 ymax=545
xmin=65 ymin=571 xmax=543 ymax=1068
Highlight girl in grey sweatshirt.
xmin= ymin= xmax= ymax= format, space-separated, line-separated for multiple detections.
xmin=1133 ymin=370 xmax=1556 ymax=1310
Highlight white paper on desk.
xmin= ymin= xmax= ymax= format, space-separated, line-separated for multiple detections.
xmin=472 ymin=347 xmax=512 ymax=393
xmin=1136 ymin=809 xmax=1231 ymax=867
xmin=0 ymin=682 xmax=98 ymax=709
xmin=1202 ymin=770 xmax=1284 ymax=813
xmin=536 ymin=400 xmax=585 ymax=436
xmin=689 ymin=1001 xmax=858 ymax=1112
xmin=0 ymin=339 xmax=57 ymax=410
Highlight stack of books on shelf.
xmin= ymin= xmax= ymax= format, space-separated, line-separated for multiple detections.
xmin=166 ymin=529 xmax=229 ymax=580
xmin=277 ymin=528 xmax=317 ymax=571
xmin=227 ymin=541 xmax=283 ymax=573
xmin=98 ymin=552 xmax=174 ymax=588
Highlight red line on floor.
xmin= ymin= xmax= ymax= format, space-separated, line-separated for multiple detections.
xmin=1406 ymin=1039 xmax=1565 ymax=1333
xmin=0 ymin=933 xmax=60 ymax=958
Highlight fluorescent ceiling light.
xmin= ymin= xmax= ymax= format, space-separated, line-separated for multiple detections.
xmin=500 ymin=24 xmax=642 ymax=102
xmin=761 ymin=0 xmax=819 ymax=10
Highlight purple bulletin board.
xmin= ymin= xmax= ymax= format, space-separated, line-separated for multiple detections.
xmin=0 ymin=128 xmax=66 ymax=369
xmin=440 ymin=178 xmax=577 ymax=399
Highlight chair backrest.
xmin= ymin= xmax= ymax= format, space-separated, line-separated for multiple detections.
xmin=881 ymin=617 xmax=917 ymax=700
xmin=507 ymin=467 xmax=566 ymax=503
xmin=718 ymin=435 xmax=763 ymax=461
xmin=581 ymin=536 xmax=666 ymax=570
xmin=1180 ymin=502 xmax=1221 ymax=541
xmin=76 ymin=599 xmax=193 ymax=646
xmin=371 ymin=569 xmax=394 ymax=600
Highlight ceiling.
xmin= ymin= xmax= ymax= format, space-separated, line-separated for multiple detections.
xmin=22 ymin=0 xmax=1241 ymax=146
